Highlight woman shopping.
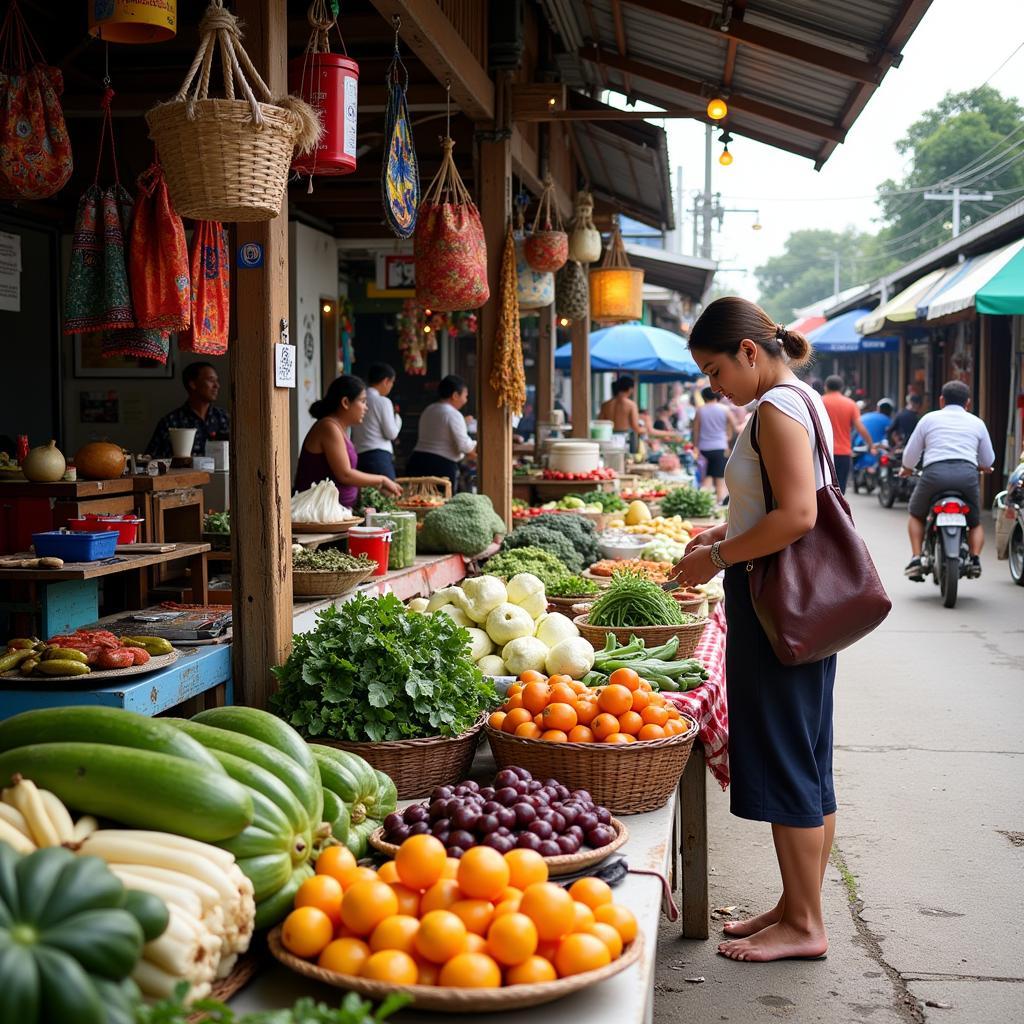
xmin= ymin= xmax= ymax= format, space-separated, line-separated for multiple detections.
xmin=406 ymin=374 xmax=476 ymax=494
xmin=670 ymin=297 xmax=844 ymax=964
xmin=295 ymin=376 xmax=403 ymax=509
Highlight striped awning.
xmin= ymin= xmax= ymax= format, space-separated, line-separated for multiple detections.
xmin=977 ymin=241 xmax=1024 ymax=315
xmin=919 ymin=238 xmax=1024 ymax=321
xmin=856 ymin=268 xmax=946 ymax=336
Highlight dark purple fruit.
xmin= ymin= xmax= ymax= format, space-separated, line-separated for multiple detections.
xmin=528 ymin=820 xmax=553 ymax=840
xmin=495 ymin=826 xmax=511 ymax=837
xmin=559 ymin=806 xmax=578 ymax=827
xmin=538 ymin=839 xmax=561 ymax=857
xmin=576 ymin=811 xmax=598 ymax=832
xmin=384 ymin=812 xmax=402 ymax=832
xmin=513 ymin=766 xmax=533 ymax=781
xmin=549 ymin=812 xmax=566 ymax=834
xmin=477 ymin=814 xmax=499 ymax=834
xmin=495 ymin=787 xmax=518 ymax=806
xmin=556 ymin=834 xmax=581 ymax=854
xmin=527 ymin=780 xmax=542 ymax=794
xmin=408 ymin=821 xmax=430 ymax=836
xmin=570 ymin=789 xmax=593 ymax=806
xmin=479 ymin=787 xmax=496 ymax=801
xmin=428 ymin=800 xmax=448 ymax=821
xmin=390 ymin=824 xmax=411 ymax=843
xmin=454 ymin=785 xmax=472 ymax=797
xmin=515 ymin=832 xmax=542 ymax=851
xmin=434 ymin=831 xmax=450 ymax=845
xmin=482 ymin=832 xmax=505 ymax=850
xmin=513 ymin=803 xmax=537 ymax=827
xmin=493 ymin=834 xmax=516 ymax=854
xmin=567 ymin=825 xmax=584 ymax=841
xmin=494 ymin=769 xmax=519 ymax=788
xmin=595 ymin=806 xmax=612 ymax=825
xmin=449 ymin=829 xmax=476 ymax=850
xmin=555 ymin=785 xmax=570 ymax=801
xmin=495 ymin=807 xmax=517 ymax=830
xmin=404 ymin=805 xmax=429 ymax=824
xmin=452 ymin=806 xmax=480 ymax=831
xmin=482 ymin=800 xmax=502 ymax=815
xmin=432 ymin=786 xmax=453 ymax=802
xmin=431 ymin=818 xmax=451 ymax=837
xmin=587 ymin=825 xmax=616 ymax=847
xmin=446 ymin=846 xmax=465 ymax=859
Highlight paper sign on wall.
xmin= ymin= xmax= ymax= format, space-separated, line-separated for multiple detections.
xmin=275 ymin=343 xmax=297 ymax=388
xmin=0 ymin=231 xmax=21 ymax=312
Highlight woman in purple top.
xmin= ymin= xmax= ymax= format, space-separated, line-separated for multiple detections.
xmin=295 ymin=375 xmax=403 ymax=509
xmin=692 ymin=386 xmax=734 ymax=503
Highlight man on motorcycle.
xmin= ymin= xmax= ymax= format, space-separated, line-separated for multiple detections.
xmin=901 ymin=380 xmax=995 ymax=580
xmin=888 ymin=393 xmax=923 ymax=447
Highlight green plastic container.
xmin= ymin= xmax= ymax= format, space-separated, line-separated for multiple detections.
xmin=367 ymin=510 xmax=417 ymax=570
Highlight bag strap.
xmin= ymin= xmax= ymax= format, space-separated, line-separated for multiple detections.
xmin=749 ymin=383 xmax=839 ymax=512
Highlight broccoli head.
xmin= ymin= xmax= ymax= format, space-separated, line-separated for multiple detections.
xmin=417 ymin=493 xmax=508 ymax=555
xmin=501 ymin=524 xmax=583 ymax=573
xmin=483 ymin=547 xmax=570 ymax=589
xmin=526 ymin=513 xmax=600 ymax=565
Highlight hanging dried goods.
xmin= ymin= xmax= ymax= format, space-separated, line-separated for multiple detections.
xmin=490 ymin=224 xmax=527 ymax=415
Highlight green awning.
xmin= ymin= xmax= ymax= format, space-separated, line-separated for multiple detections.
xmin=977 ymin=242 xmax=1024 ymax=315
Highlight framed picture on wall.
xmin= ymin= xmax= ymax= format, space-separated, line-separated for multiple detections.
xmin=72 ymin=331 xmax=176 ymax=379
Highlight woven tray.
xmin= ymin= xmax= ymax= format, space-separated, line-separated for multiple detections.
xmin=315 ymin=720 xmax=485 ymax=799
xmin=368 ymin=816 xmax=629 ymax=877
xmin=573 ymin=614 xmax=708 ymax=660
xmin=486 ymin=716 xmax=697 ymax=814
xmin=292 ymin=565 xmax=375 ymax=599
xmin=671 ymin=592 xmax=709 ymax=617
xmin=0 ymin=650 xmax=180 ymax=686
xmin=267 ymin=927 xmax=642 ymax=1012
xmin=291 ymin=517 xmax=363 ymax=535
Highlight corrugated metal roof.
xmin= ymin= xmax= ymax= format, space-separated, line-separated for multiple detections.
xmin=539 ymin=0 xmax=934 ymax=168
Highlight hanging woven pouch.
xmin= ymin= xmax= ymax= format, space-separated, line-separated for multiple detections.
xmin=515 ymin=230 xmax=554 ymax=312
xmin=0 ymin=1 xmax=72 ymax=200
xmin=568 ymin=189 xmax=602 ymax=264
xmin=146 ymin=0 xmax=321 ymax=221
xmin=414 ymin=138 xmax=489 ymax=312
xmin=129 ymin=160 xmax=190 ymax=332
xmin=381 ymin=26 xmax=419 ymax=238
xmin=555 ymin=259 xmax=589 ymax=321
xmin=524 ymin=176 xmax=568 ymax=273
xmin=180 ymin=221 xmax=230 ymax=355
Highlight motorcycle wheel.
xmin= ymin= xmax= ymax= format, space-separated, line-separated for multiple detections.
xmin=879 ymin=477 xmax=896 ymax=508
xmin=1009 ymin=525 xmax=1024 ymax=587
xmin=939 ymin=553 xmax=959 ymax=608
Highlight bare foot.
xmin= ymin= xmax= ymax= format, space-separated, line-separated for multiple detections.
xmin=722 ymin=901 xmax=783 ymax=938
xmin=717 ymin=921 xmax=828 ymax=962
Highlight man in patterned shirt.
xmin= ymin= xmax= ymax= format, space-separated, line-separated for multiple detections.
xmin=146 ymin=362 xmax=230 ymax=458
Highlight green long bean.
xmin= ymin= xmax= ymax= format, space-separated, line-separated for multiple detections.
xmin=587 ymin=572 xmax=690 ymax=628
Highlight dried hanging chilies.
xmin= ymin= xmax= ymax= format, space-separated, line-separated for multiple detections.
xmin=489 ymin=224 xmax=526 ymax=415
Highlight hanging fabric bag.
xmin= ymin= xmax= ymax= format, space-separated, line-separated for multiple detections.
xmin=180 ymin=221 xmax=230 ymax=355
xmin=568 ymin=189 xmax=602 ymax=264
xmin=555 ymin=259 xmax=589 ymax=321
xmin=524 ymin=176 xmax=568 ymax=273
xmin=102 ymin=327 xmax=171 ymax=365
xmin=146 ymin=0 xmax=320 ymax=222
xmin=414 ymin=137 xmax=488 ymax=312
xmin=63 ymin=89 xmax=136 ymax=336
xmin=514 ymin=199 xmax=554 ymax=312
xmin=0 ymin=0 xmax=72 ymax=200
xmin=381 ymin=22 xmax=419 ymax=238
xmin=128 ymin=160 xmax=190 ymax=332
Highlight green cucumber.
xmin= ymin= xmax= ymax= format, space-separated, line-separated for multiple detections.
xmin=219 ymin=825 xmax=293 ymax=861
xmin=167 ymin=721 xmax=313 ymax=831
xmin=192 ymin=707 xmax=317 ymax=779
xmin=0 ymin=708 xmax=222 ymax=772
xmin=0 ymin=744 xmax=252 ymax=843
xmin=119 ymin=889 xmax=169 ymax=943
xmin=203 ymin=747 xmax=306 ymax=836
xmin=253 ymin=863 xmax=313 ymax=931
xmin=236 ymin=852 xmax=293 ymax=904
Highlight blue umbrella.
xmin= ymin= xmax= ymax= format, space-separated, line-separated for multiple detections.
xmin=807 ymin=309 xmax=899 ymax=353
xmin=554 ymin=322 xmax=701 ymax=378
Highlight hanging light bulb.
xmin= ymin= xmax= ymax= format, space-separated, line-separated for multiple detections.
xmin=706 ymin=96 xmax=728 ymax=120
xmin=559 ymin=317 xmax=570 ymax=327
xmin=719 ymin=145 xmax=733 ymax=166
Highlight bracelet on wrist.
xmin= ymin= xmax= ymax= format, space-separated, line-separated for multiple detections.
xmin=709 ymin=540 xmax=731 ymax=570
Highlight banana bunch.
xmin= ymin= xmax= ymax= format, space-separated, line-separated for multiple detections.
xmin=0 ymin=777 xmax=256 ymax=1006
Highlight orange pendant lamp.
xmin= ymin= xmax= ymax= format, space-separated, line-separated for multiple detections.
xmin=89 ymin=0 xmax=176 ymax=43
xmin=589 ymin=218 xmax=644 ymax=323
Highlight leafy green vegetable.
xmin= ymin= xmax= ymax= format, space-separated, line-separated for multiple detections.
xmin=271 ymin=593 xmax=499 ymax=742
xmin=204 ymin=511 xmax=230 ymax=533
xmin=659 ymin=487 xmax=719 ymax=519
xmin=417 ymin=493 xmax=507 ymax=555
xmin=526 ymin=513 xmax=601 ymax=565
xmin=565 ymin=491 xmax=626 ymax=513
xmin=482 ymin=547 xmax=571 ymax=589
xmin=293 ymin=548 xmax=374 ymax=572
xmin=587 ymin=571 xmax=690 ymax=628
xmin=136 ymin=981 xmax=409 ymax=1024
xmin=502 ymin=525 xmax=582 ymax=572
xmin=357 ymin=487 xmax=398 ymax=514
xmin=546 ymin=574 xmax=600 ymax=597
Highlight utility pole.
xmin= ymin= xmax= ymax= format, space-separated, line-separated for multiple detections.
xmin=701 ymin=122 xmax=714 ymax=259
xmin=923 ymin=186 xmax=993 ymax=237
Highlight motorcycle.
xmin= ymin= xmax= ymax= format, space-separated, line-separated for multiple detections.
xmin=917 ymin=483 xmax=975 ymax=608
xmin=877 ymin=444 xmax=916 ymax=507
xmin=993 ymin=461 xmax=1024 ymax=586
xmin=852 ymin=443 xmax=879 ymax=495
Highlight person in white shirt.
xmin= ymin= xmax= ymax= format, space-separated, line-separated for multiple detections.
xmin=901 ymin=379 xmax=995 ymax=579
xmin=406 ymin=374 xmax=476 ymax=493
xmin=351 ymin=363 xmax=402 ymax=480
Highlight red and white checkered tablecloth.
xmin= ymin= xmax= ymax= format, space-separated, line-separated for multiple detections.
xmin=664 ymin=602 xmax=730 ymax=788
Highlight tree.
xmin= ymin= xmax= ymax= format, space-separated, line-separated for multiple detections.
xmin=754 ymin=228 xmax=882 ymax=322
xmin=875 ymin=86 xmax=1024 ymax=260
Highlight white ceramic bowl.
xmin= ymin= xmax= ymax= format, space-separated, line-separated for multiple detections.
xmin=598 ymin=534 xmax=655 ymax=560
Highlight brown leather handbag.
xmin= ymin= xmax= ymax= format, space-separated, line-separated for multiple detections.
xmin=747 ymin=384 xmax=891 ymax=666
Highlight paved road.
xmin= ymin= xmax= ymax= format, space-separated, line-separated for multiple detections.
xmin=655 ymin=491 xmax=1024 ymax=1024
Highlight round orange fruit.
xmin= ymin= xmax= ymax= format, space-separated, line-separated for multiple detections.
xmin=487 ymin=911 xmax=538 ymax=966
xmin=395 ymin=833 xmax=447 ymax=891
xmin=317 ymin=936 xmax=370 ymax=974
xmin=420 ymin=878 xmax=461 ymax=914
xmin=519 ymin=882 xmax=575 ymax=941
xmin=587 ymin=921 xmax=624 ymax=959
xmin=389 ymin=882 xmax=422 ymax=917
xmin=439 ymin=952 xmax=502 ymax=988
xmin=569 ymin=877 xmax=613 ymax=910
xmin=340 ymin=879 xmax=399 ymax=936
xmin=598 ymin=684 xmax=633 ymax=716
xmin=281 ymin=905 xmax=334 ymax=959
xmin=506 ymin=955 xmax=557 ymax=984
xmin=594 ymin=903 xmax=638 ymax=943
xmin=450 ymin=898 xmax=494 ymax=936
xmin=361 ymin=949 xmax=418 ymax=984
xmin=414 ymin=909 xmax=468 ymax=964
xmin=503 ymin=848 xmax=548 ymax=890
xmin=315 ymin=845 xmax=358 ymax=888
xmin=457 ymin=846 xmax=510 ymax=901
xmin=294 ymin=874 xmax=343 ymax=928
xmin=554 ymin=932 xmax=611 ymax=976
xmin=369 ymin=914 xmax=420 ymax=954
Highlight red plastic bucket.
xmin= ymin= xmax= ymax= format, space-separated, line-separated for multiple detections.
xmin=289 ymin=52 xmax=359 ymax=177
xmin=69 ymin=516 xmax=144 ymax=544
xmin=347 ymin=525 xmax=391 ymax=577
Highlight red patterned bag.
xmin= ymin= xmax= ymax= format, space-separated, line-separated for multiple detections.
xmin=129 ymin=161 xmax=190 ymax=332
xmin=524 ymin=176 xmax=568 ymax=273
xmin=0 ymin=1 xmax=72 ymax=200
xmin=414 ymin=138 xmax=488 ymax=312
xmin=180 ymin=221 xmax=229 ymax=356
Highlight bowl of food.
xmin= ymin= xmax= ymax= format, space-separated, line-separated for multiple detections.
xmin=596 ymin=531 xmax=655 ymax=561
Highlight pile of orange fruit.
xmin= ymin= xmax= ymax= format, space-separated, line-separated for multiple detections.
xmin=488 ymin=667 xmax=690 ymax=744
xmin=280 ymin=834 xmax=638 ymax=988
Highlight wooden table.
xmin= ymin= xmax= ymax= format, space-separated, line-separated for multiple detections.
xmin=0 ymin=643 xmax=231 ymax=719
xmin=132 ymin=470 xmax=210 ymax=586
xmin=0 ymin=542 xmax=210 ymax=636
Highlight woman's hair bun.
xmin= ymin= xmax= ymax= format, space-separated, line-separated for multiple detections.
xmin=779 ymin=327 xmax=811 ymax=366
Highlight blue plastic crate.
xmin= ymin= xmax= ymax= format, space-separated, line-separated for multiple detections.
xmin=32 ymin=530 xmax=119 ymax=562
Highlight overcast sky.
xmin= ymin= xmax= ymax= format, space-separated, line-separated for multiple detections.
xmin=641 ymin=0 xmax=1024 ymax=304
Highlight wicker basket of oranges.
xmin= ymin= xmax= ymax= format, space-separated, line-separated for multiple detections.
xmin=484 ymin=671 xmax=698 ymax=814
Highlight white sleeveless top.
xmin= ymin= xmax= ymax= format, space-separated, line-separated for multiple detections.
xmin=725 ymin=380 xmax=834 ymax=539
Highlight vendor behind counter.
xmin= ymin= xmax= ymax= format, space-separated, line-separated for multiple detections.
xmin=146 ymin=361 xmax=229 ymax=458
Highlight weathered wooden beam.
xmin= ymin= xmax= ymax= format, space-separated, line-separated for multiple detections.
xmin=570 ymin=314 xmax=591 ymax=439
xmin=581 ymin=47 xmax=846 ymax=145
xmin=610 ymin=0 xmax=633 ymax=97
xmin=511 ymin=129 xmax=572 ymax=220
xmin=622 ymin=0 xmax=886 ymax=85
xmin=230 ymin=0 xmax=294 ymax=710
xmin=535 ymin=304 xmax=556 ymax=459
xmin=367 ymin=0 xmax=494 ymax=122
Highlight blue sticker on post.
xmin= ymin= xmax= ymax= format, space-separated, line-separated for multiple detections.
xmin=237 ymin=242 xmax=264 ymax=269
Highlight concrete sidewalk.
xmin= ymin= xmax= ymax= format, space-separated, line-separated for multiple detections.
xmin=654 ymin=492 xmax=1024 ymax=1024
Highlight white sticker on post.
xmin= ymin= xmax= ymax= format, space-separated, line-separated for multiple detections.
xmin=275 ymin=343 xmax=297 ymax=388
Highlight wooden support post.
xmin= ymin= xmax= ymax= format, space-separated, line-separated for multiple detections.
xmin=477 ymin=120 xmax=513 ymax=528
xmin=679 ymin=741 xmax=709 ymax=939
xmin=570 ymin=314 xmax=591 ymax=438
xmin=536 ymin=303 xmax=556 ymax=457
xmin=229 ymin=0 xmax=293 ymax=709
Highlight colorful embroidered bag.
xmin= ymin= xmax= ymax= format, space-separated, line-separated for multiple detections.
xmin=63 ymin=89 xmax=135 ymax=336
xmin=524 ymin=176 xmax=568 ymax=273
xmin=180 ymin=221 xmax=230 ymax=355
xmin=129 ymin=160 xmax=190 ymax=332
xmin=514 ymin=231 xmax=554 ymax=312
xmin=381 ymin=25 xmax=418 ymax=237
xmin=414 ymin=137 xmax=489 ymax=312
xmin=0 ymin=1 xmax=72 ymax=200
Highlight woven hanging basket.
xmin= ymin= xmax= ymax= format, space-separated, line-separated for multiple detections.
xmin=590 ymin=219 xmax=644 ymax=323
xmin=524 ymin=176 xmax=568 ymax=273
xmin=555 ymin=259 xmax=589 ymax=321
xmin=146 ymin=0 xmax=321 ymax=222
xmin=568 ymin=190 xmax=602 ymax=264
